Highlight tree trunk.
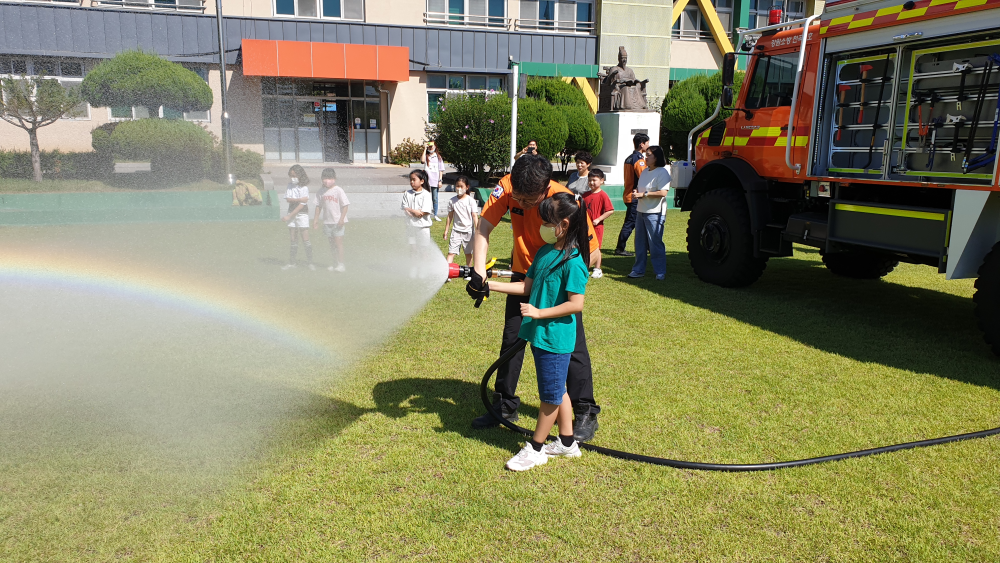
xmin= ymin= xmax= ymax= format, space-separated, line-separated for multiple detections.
xmin=29 ymin=128 xmax=42 ymax=182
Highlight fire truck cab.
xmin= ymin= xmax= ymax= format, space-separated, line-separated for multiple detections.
xmin=674 ymin=0 xmax=1000 ymax=354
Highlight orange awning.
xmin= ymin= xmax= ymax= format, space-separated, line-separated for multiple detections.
xmin=242 ymin=39 xmax=409 ymax=82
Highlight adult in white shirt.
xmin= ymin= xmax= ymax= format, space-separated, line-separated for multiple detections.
xmin=420 ymin=141 xmax=446 ymax=222
xmin=627 ymin=146 xmax=671 ymax=280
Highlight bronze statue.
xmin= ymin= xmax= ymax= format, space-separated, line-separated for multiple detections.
xmin=598 ymin=47 xmax=650 ymax=113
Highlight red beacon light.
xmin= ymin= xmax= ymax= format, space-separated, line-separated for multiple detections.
xmin=768 ymin=2 xmax=783 ymax=24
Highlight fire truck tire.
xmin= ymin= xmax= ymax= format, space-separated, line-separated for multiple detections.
xmin=973 ymin=243 xmax=1000 ymax=357
xmin=687 ymin=188 xmax=767 ymax=287
xmin=821 ymin=251 xmax=898 ymax=279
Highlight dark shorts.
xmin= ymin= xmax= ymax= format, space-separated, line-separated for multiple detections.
xmin=530 ymin=345 xmax=571 ymax=405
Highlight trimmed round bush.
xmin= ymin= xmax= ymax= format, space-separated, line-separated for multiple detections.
xmin=109 ymin=119 xmax=214 ymax=181
xmin=433 ymin=94 xmax=511 ymax=185
xmin=81 ymin=51 xmax=213 ymax=114
xmin=212 ymin=144 xmax=264 ymax=181
xmin=525 ymin=77 xmax=589 ymax=108
xmin=558 ymin=105 xmax=603 ymax=156
xmin=516 ymin=97 xmax=568 ymax=160
xmin=660 ymin=71 xmax=745 ymax=160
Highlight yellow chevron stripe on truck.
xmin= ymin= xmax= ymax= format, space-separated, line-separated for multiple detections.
xmin=774 ymin=136 xmax=809 ymax=147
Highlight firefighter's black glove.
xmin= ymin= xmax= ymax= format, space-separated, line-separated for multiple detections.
xmin=465 ymin=270 xmax=489 ymax=308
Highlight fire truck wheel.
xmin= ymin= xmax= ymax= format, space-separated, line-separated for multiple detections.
xmin=821 ymin=251 xmax=898 ymax=279
xmin=687 ymin=188 xmax=767 ymax=287
xmin=973 ymin=243 xmax=1000 ymax=357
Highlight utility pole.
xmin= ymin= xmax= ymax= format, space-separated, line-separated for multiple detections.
xmin=215 ymin=0 xmax=234 ymax=185
xmin=509 ymin=60 xmax=519 ymax=167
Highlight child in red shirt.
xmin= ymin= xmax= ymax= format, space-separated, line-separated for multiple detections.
xmin=581 ymin=169 xmax=614 ymax=279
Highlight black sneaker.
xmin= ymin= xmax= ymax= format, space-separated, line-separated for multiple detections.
xmin=614 ymin=250 xmax=635 ymax=256
xmin=573 ymin=413 xmax=599 ymax=442
xmin=471 ymin=409 xmax=518 ymax=429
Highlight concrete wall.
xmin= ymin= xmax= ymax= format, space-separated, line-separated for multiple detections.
xmin=364 ymin=0 xmax=424 ymax=25
xmin=669 ymin=39 xmax=722 ymax=74
xmin=387 ymin=72 xmax=430 ymax=149
xmin=596 ymin=0 xmax=672 ymax=100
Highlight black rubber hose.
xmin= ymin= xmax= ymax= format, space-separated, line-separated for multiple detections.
xmin=481 ymin=339 xmax=1000 ymax=472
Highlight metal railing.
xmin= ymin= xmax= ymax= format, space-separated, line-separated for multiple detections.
xmin=514 ymin=18 xmax=594 ymax=33
xmin=423 ymin=11 xmax=511 ymax=29
xmin=93 ymin=0 xmax=206 ymax=12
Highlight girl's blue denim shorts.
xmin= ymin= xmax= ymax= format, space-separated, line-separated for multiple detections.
xmin=530 ymin=345 xmax=571 ymax=405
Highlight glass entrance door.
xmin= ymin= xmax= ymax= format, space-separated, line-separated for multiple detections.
xmin=320 ymin=100 xmax=350 ymax=163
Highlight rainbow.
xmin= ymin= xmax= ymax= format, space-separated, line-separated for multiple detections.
xmin=0 ymin=249 xmax=328 ymax=356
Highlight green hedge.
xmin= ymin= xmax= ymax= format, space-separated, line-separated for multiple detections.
xmin=108 ymin=119 xmax=214 ymax=182
xmin=660 ymin=71 xmax=745 ymax=160
xmin=0 ymin=150 xmax=113 ymax=180
xmin=516 ymin=98 xmax=568 ymax=160
xmin=525 ymin=77 xmax=589 ymax=108
xmin=558 ymin=105 xmax=603 ymax=156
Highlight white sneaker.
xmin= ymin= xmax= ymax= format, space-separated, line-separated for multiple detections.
xmin=434 ymin=216 xmax=442 ymax=222
xmin=543 ymin=439 xmax=582 ymax=459
xmin=334 ymin=263 xmax=346 ymax=272
xmin=506 ymin=443 xmax=548 ymax=472
xmin=308 ymin=263 xmax=316 ymax=271
xmin=281 ymin=264 xmax=296 ymax=270
xmin=591 ymin=268 xmax=603 ymax=279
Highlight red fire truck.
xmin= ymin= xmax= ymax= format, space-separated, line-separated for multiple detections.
xmin=675 ymin=0 xmax=1000 ymax=354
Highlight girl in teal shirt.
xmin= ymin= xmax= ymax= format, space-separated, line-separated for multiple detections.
xmin=488 ymin=192 xmax=591 ymax=471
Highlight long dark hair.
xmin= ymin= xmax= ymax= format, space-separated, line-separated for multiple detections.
xmin=538 ymin=192 xmax=590 ymax=272
xmin=289 ymin=164 xmax=309 ymax=186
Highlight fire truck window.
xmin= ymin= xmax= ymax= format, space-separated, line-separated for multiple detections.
xmin=745 ymin=52 xmax=799 ymax=110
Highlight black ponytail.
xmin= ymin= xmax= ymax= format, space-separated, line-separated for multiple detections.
xmin=538 ymin=192 xmax=591 ymax=272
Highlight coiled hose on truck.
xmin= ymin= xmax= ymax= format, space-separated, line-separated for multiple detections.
xmin=481 ymin=339 xmax=1000 ymax=472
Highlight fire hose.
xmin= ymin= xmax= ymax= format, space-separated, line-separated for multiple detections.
xmin=446 ymin=263 xmax=1000 ymax=470
xmin=476 ymin=339 xmax=1000 ymax=472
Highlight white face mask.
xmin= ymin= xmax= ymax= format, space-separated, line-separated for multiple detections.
xmin=289 ymin=177 xmax=299 ymax=185
xmin=539 ymin=224 xmax=559 ymax=245
xmin=456 ymin=188 xmax=466 ymax=196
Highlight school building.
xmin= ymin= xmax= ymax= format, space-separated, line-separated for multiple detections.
xmin=0 ymin=0 xmax=675 ymax=165
xmin=668 ymin=0 xmax=822 ymax=84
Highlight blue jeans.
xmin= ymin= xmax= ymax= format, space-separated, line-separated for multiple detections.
xmin=630 ymin=212 xmax=666 ymax=277
xmin=530 ymin=345 xmax=571 ymax=405
xmin=430 ymin=187 xmax=439 ymax=217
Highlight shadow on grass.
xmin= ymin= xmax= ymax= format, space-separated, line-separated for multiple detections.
xmin=601 ymin=250 xmax=999 ymax=389
xmin=371 ymin=377 xmax=536 ymax=450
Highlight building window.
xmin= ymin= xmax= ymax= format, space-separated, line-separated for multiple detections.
xmin=425 ymin=0 xmax=506 ymax=27
xmin=517 ymin=0 xmax=594 ymax=32
xmin=275 ymin=0 xmax=363 ymax=19
xmin=426 ymin=73 xmax=506 ymax=123
xmin=672 ymin=0 xmax=732 ymax=40
xmin=746 ymin=0 xmax=805 ymax=28
xmin=0 ymin=58 xmax=91 ymax=121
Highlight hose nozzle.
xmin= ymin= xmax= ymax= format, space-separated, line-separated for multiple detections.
xmin=447 ymin=262 xmax=514 ymax=280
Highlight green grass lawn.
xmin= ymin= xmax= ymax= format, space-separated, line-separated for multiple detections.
xmin=2 ymin=211 xmax=999 ymax=561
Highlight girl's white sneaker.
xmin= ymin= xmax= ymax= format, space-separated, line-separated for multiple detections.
xmin=543 ymin=439 xmax=582 ymax=458
xmin=506 ymin=443 xmax=548 ymax=471
xmin=591 ymin=268 xmax=603 ymax=279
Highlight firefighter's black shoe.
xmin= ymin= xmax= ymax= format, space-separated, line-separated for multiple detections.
xmin=614 ymin=250 xmax=635 ymax=256
xmin=573 ymin=413 xmax=599 ymax=442
xmin=472 ymin=408 xmax=519 ymax=429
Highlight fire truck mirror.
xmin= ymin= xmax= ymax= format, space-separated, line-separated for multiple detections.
xmin=722 ymin=86 xmax=734 ymax=108
xmin=722 ymin=53 xmax=737 ymax=87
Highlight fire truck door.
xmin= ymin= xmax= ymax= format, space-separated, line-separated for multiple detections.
xmin=735 ymin=50 xmax=810 ymax=178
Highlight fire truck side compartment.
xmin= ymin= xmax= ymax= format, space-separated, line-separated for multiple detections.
xmin=829 ymin=200 xmax=950 ymax=257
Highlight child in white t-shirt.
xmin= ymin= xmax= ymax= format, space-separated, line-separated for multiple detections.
xmin=313 ymin=167 xmax=350 ymax=272
xmin=281 ymin=164 xmax=314 ymax=270
xmin=442 ymin=175 xmax=479 ymax=273
xmin=401 ymin=169 xmax=434 ymax=278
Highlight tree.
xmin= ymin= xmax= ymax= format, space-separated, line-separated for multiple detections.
xmin=0 ymin=77 xmax=83 ymax=181
xmin=516 ymin=97 xmax=569 ymax=160
xmin=433 ymin=94 xmax=511 ymax=185
xmin=81 ymin=51 xmax=213 ymax=116
xmin=660 ymin=71 xmax=745 ymax=160
xmin=526 ymin=77 xmax=589 ymax=108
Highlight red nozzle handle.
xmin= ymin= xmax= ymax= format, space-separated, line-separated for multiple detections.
xmin=448 ymin=262 xmax=461 ymax=279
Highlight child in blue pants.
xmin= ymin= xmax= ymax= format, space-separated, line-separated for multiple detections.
xmin=487 ymin=192 xmax=590 ymax=471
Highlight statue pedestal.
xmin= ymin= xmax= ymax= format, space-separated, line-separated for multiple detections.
xmin=593 ymin=111 xmax=661 ymax=186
